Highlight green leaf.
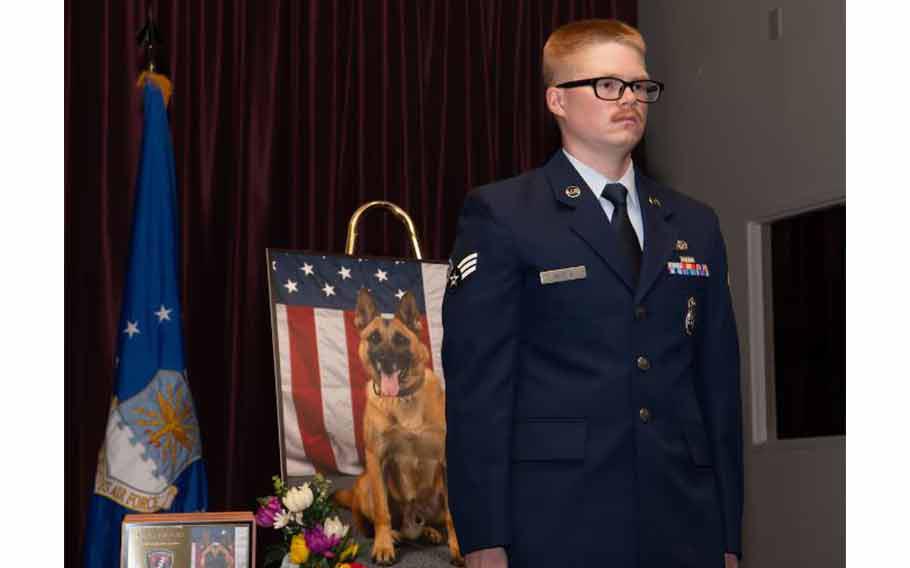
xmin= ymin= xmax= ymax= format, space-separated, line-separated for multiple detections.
xmin=272 ymin=475 xmax=289 ymax=497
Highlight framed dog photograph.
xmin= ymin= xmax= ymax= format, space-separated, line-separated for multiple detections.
xmin=266 ymin=248 xmax=465 ymax=565
xmin=120 ymin=511 xmax=255 ymax=568
xmin=265 ymin=249 xmax=449 ymax=484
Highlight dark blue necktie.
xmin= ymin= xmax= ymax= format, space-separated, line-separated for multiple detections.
xmin=601 ymin=183 xmax=642 ymax=284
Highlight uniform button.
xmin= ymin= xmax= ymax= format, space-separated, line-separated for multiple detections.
xmin=634 ymin=305 xmax=647 ymax=320
xmin=637 ymin=356 xmax=651 ymax=371
xmin=639 ymin=407 xmax=652 ymax=423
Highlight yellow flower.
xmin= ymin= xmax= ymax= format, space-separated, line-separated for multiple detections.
xmin=338 ymin=565 xmax=350 ymax=568
xmin=339 ymin=541 xmax=359 ymax=561
xmin=289 ymin=533 xmax=310 ymax=564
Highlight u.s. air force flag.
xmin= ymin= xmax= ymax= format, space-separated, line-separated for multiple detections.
xmin=83 ymin=79 xmax=208 ymax=568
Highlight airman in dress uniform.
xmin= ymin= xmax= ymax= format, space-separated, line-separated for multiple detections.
xmin=442 ymin=19 xmax=743 ymax=568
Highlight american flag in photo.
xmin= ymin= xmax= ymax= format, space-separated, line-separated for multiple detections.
xmin=267 ymin=251 xmax=448 ymax=476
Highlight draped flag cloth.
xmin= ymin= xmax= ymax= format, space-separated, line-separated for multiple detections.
xmin=268 ymin=250 xmax=448 ymax=477
xmin=83 ymin=80 xmax=208 ymax=568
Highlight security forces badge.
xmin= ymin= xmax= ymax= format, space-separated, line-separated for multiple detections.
xmin=685 ymin=296 xmax=697 ymax=336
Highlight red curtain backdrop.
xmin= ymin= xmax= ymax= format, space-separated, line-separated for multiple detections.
xmin=66 ymin=0 xmax=636 ymax=561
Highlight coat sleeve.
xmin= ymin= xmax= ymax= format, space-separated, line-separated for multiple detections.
xmin=442 ymin=191 xmax=522 ymax=556
xmin=696 ymin=212 xmax=745 ymax=558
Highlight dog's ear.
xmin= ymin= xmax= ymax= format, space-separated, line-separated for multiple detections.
xmin=395 ymin=292 xmax=423 ymax=334
xmin=354 ymin=288 xmax=379 ymax=330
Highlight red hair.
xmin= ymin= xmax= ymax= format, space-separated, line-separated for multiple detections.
xmin=542 ymin=19 xmax=646 ymax=85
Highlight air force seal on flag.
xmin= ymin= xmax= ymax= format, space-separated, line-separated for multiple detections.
xmin=93 ymin=370 xmax=203 ymax=513
xmin=447 ymin=252 xmax=478 ymax=290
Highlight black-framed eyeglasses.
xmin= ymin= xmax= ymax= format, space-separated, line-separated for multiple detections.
xmin=555 ymin=76 xmax=665 ymax=103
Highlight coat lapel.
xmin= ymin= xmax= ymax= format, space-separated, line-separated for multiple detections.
xmin=543 ymin=152 xmax=637 ymax=294
xmin=634 ymin=170 xmax=678 ymax=304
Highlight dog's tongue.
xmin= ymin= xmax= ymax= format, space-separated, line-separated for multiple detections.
xmin=380 ymin=371 xmax=400 ymax=397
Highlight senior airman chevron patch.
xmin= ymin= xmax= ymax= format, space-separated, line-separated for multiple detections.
xmin=447 ymin=252 xmax=479 ymax=289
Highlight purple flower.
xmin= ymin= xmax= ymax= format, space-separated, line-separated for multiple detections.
xmin=255 ymin=496 xmax=283 ymax=528
xmin=304 ymin=526 xmax=341 ymax=556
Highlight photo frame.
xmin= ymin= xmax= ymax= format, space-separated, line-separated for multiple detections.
xmin=120 ymin=511 xmax=256 ymax=568
xmin=265 ymin=248 xmax=448 ymax=483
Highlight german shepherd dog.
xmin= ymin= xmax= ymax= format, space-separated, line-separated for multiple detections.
xmin=333 ymin=289 xmax=463 ymax=566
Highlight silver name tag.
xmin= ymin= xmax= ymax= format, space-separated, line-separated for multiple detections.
xmin=539 ymin=265 xmax=587 ymax=285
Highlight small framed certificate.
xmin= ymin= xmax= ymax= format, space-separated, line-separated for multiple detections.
xmin=121 ymin=511 xmax=256 ymax=568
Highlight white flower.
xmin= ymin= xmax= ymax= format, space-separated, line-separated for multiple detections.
xmin=273 ymin=509 xmax=291 ymax=529
xmin=283 ymin=483 xmax=314 ymax=512
xmin=323 ymin=516 xmax=349 ymax=540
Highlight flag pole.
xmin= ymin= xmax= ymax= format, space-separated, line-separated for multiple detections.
xmin=136 ymin=3 xmax=160 ymax=73
xmin=135 ymin=2 xmax=172 ymax=106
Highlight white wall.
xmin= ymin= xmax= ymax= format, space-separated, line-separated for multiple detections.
xmin=639 ymin=1 xmax=845 ymax=566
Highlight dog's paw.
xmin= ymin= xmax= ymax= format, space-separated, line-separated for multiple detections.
xmin=449 ymin=551 xmax=466 ymax=567
xmin=371 ymin=533 xmax=399 ymax=566
xmin=422 ymin=527 xmax=444 ymax=544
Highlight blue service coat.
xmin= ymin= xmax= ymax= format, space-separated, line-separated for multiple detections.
xmin=442 ymin=151 xmax=743 ymax=568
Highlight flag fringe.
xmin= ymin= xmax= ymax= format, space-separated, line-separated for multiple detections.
xmin=136 ymin=71 xmax=172 ymax=107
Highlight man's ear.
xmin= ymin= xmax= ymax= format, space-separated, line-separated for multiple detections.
xmin=545 ymin=86 xmax=566 ymax=119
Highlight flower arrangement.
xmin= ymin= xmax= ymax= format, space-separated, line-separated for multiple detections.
xmin=255 ymin=474 xmax=365 ymax=568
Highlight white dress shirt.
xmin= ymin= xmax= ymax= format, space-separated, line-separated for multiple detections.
xmin=563 ymin=149 xmax=644 ymax=250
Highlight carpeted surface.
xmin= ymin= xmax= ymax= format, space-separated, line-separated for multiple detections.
xmin=336 ymin=507 xmax=458 ymax=568
xmin=286 ymin=474 xmax=459 ymax=568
